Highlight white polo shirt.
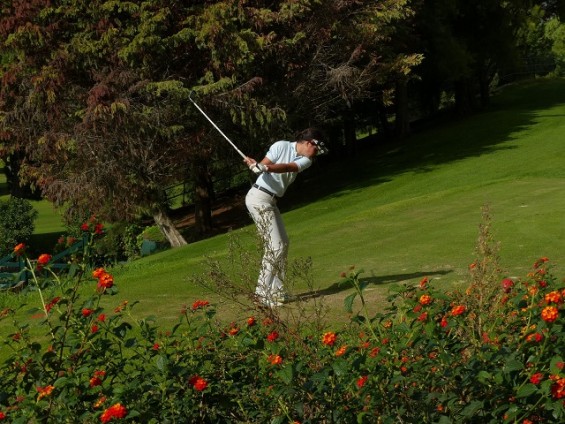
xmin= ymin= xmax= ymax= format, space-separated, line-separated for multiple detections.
xmin=255 ymin=141 xmax=312 ymax=197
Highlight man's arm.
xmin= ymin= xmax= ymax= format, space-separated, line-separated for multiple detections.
xmin=259 ymin=159 xmax=299 ymax=173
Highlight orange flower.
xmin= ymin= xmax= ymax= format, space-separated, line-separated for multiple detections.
xmin=335 ymin=345 xmax=347 ymax=356
xmin=268 ymin=354 xmax=283 ymax=365
xmin=100 ymin=402 xmax=127 ymax=423
xmin=534 ymin=257 xmax=549 ymax=269
xmin=228 ymin=326 xmax=239 ymax=336
xmin=545 ymin=291 xmax=563 ymax=304
xmin=92 ymin=268 xmax=106 ymax=278
xmin=13 ymin=243 xmax=25 ymax=256
xmin=419 ymin=277 xmax=429 ymax=289
xmin=322 ymin=331 xmax=337 ymax=346
xmin=525 ymin=332 xmax=543 ymax=343
xmin=97 ymin=273 xmax=114 ymax=291
xmin=247 ymin=316 xmax=256 ymax=327
xmin=189 ymin=375 xmax=208 ymax=391
xmin=419 ymin=294 xmax=432 ymax=306
xmin=450 ymin=305 xmax=466 ymax=316
xmin=37 ymin=385 xmax=54 ymax=400
xmin=541 ymin=306 xmax=559 ymax=323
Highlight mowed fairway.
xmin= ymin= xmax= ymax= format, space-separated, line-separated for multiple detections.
xmin=2 ymin=78 xmax=565 ymax=329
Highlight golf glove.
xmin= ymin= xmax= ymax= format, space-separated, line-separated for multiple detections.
xmin=250 ymin=163 xmax=267 ymax=174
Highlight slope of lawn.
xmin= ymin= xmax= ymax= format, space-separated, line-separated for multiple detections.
xmin=2 ymin=77 xmax=565 ymax=330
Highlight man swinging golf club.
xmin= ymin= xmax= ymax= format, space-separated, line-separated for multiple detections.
xmin=244 ymin=128 xmax=328 ymax=307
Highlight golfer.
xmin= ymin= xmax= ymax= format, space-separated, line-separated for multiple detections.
xmin=244 ymin=128 xmax=326 ymax=307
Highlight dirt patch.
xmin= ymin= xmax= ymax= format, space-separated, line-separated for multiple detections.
xmin=172 ymin=191 xmax=252 ymax=242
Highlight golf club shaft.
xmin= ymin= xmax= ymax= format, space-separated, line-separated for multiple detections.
xmin=188 ymin=95 xmax=247 ymax=160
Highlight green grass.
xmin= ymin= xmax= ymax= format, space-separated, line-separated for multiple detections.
xmin=2 ymin=78 xmax=565 ymax=332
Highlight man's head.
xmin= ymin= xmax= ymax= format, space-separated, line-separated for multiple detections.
xmin=296 ymin=128 xmax=328 ymax=156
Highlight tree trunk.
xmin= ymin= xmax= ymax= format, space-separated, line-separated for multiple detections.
xmin=394 ymin=77 xmax=410 ymax=139
xmin=343 ymin=111 xmax=357 ymax=157
xmin=152 ymin=206 xmax=187 ymax=247
xmin=193 ymin=162 xmax=213 ymax=234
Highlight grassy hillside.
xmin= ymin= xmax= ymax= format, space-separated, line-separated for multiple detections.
xmin=2 ymin=78 xmax=565 ymax=330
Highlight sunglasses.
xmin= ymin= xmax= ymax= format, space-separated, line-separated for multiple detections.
xmin=310 ymin=139 xmax=329 ymax=155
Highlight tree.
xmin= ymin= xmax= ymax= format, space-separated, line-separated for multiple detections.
xmin=0 ymin=1 xmax=282 ymax=245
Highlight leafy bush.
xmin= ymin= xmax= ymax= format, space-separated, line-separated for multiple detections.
xmin=0 ymin=217 xmax=563 ymax=423
xmin=0 ymin=197 xmax=38 ymax=256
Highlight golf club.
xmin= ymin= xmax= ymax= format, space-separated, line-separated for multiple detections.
xmin=189 ymin=91 xmax=264 ymax=175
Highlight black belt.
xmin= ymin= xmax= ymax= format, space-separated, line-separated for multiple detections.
xmin=253 ymin=184 xmax=278 ymax=198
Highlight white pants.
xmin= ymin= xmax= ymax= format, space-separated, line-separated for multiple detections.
xmin=245 ymin=187 xmax=289 ymax=299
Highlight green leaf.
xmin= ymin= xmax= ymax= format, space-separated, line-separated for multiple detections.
xmin=504 ymin=358 xmax=523 ymax=373
xmin=276 ymin=364 xmax=293 ymax=385
xmin=344 ymin=293 xmax=356 ymax=313
xmin=517 ymin=383 xmax=537 ymax=398
xmin=477 ymin=370 xmax=492 ymax=384
xmin=460 ymin=400 xmax=483 ymax=417
xmin=550 ymin=355 xmax=564 ymax=374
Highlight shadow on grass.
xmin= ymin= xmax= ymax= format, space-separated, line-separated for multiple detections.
xmin=294 ymin=269 xmax=452 ymax=301
xmin=28 ymin=232 xmax=63 ymax=255
xmin=282 ymin=79 xmax=565 ymax=211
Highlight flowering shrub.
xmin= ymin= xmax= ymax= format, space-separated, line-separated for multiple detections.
xmin=0 ymin=219 xmax=563 ymax=422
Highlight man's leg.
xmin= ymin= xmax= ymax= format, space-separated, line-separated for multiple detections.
xmin=245 ymin=189 xmax=288 ymax=305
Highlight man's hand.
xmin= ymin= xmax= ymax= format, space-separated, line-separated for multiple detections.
xmin=244 ymin=157 xmax=268 ymax=174
xmin=249 ymin=162 xmax=267 ymax=175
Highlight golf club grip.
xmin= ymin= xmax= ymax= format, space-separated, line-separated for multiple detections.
xmin=189 ymin=97 xmax=247 ymax=159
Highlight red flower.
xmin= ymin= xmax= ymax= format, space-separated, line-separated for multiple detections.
xmin=550 ymin=377 xmax=565 ymax=400
xmin=247 ymin=316 xmax=256 ymax=327
xmin=417 ymin=312 xmax=428 ymax=322
xmin=91 ymin=324 xmax=99 ymax=333
xmin=356 ymin=375 xmax=368 ymax=388
xmin=100 ymin=402 xmax=127 ymax=423
xmin=440 ymin=316 xmax=448 ymax=328
xmin=189 ymin=375 xmax=208 ymax=391
xmin=45 ymin=297 xmax=61 ymax=313
xmin=0 ymin=411 xmax=6 ymax=420
xmin=82 ymin=308 xmax=95 ymax=317
xmin=267 ymin=331 xmax=279 ymax=342
xmin=94 ymin=223 xmax=104 ymax=235
xmin=192 ymin=300 xmax=210 ymax=310
xmin=152 ymin=343 xmax=160 ymax=350
xmin=322 ymin=331 xmax=337 ymax=346
xmin=530 ymin=372 xmax=544 ymax=385
xmin=81 ymin=223 xmax=90 ymax=232
xmin=36 ymin=254 xmax=52 ymax=270
xmin=13 ymin=243 xmax=25 ymax=256
xmin=501 ymin=278 xmax=514 ymax=293
xmin=97 ymin=314 xmax=106 ymax=322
